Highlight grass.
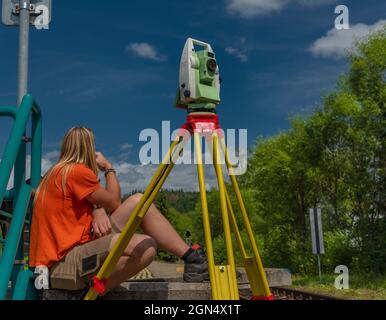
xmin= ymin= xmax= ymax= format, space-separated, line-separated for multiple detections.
xmin=291 ymin=273 xmax=386 ymax=300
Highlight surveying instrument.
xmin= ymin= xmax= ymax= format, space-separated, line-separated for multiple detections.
xmin=84 ymin=38 xmax=273 ymax=300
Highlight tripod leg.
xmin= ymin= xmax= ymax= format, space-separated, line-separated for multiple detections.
xmin=136 ymin=135 xmax=186 ymax=220
xmin=225 ymin=190 xmax=268 ymax=297
xmin=193 ymin=132 xmax=217 ymax=299
xmin=220 ymin=137 xmax=272 ymax=299
xmin=209 ymin=140 xmax=267 ymax=298
xmin=211 ymin=134 xmax=239 ymax=300
xmin=225 ymin=191 xmax=248 ymax=260
xmin=84 ymin=136 xmax=185 ymax=300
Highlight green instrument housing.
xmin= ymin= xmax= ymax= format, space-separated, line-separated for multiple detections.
xmin=176 ymin=40 xmax=221 ymax=114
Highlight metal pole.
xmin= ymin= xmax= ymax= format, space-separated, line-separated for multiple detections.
xmin=14 ymin=1 xmax=29 ymax=191
xmin=17 ymin=0 xmax=30 ymax=106
xmin=317 ymin=254 xmax=322 ymax=282
xmin=12 ymin=0 xmax=30 ymax=294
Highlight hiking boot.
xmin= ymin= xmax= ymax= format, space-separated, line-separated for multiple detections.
xmin=182 ymin=244 xmax=210 ymax=283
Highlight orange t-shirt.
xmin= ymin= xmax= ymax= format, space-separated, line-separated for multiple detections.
xmin=29 ymin=163 xmax=101 ymax=268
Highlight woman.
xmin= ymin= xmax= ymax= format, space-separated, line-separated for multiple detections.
xmin=29 ymin=127 xmax=208 ymax=293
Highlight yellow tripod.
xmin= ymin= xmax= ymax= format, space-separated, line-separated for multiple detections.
xmin=84 ymin=113 xmax=273 ymax=300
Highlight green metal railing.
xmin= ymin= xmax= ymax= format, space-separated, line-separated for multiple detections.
xmin=0 ymin=94 xmax=42 ymax=300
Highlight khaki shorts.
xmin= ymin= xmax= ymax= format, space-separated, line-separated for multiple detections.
xmin=50 ymin=220 xmax=120 ymax=291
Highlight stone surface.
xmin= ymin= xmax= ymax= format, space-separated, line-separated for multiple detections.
xmin=43 ymin=261 xmax=292 ymax=300
xmin=265 ymin=268 xmax=292 ymax=287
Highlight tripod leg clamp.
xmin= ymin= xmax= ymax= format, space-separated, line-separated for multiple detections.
xmin=92 ymin=276 xmax=108 ymax=295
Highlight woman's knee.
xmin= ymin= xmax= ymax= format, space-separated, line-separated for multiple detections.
xmin=126 ymin=193 xmax=143 ymax=204
xmin=127 ymin=234 xmax=157 ymax=261
xmin=132 ymin=238 xmax=157 ymax=266
xmin=141 ymin=236 xmax=157 ymax=261
xmin=110 ymin=233 xmax=157 ymax=259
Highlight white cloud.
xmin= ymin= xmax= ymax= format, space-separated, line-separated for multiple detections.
xmin=125 ymin=42 xmax=166 ymax=62
xmin=227 ymin=0 xmax=287 ymax=17
xmin=296 ymin=0 xmax=337 ymax=7
xmin=309 ymin=20 xmax=386 ymax=58
xmin=103 ymin=161 xmax=221 ymax=194
xmin=44 ymin=150 xmax=60 ymax=160
xmin=225 ymin=37 xmax=252 ymax=62
xmin=5 ymin=155 xmax=220 ymax=194
xmin=4 ymin=147 xmax=234 ymax=194
xmin=225 ymin=47 xmax=249 ymax=62
xmin=6 ymin=154 xmax=54 ymax=190
xmin=106 ymin=147 xmax=232 ymax=193
xmin=226 ymin=0 xmax=338 ymax=18
xmin=120 ymin=143 xmax=133 ymax=151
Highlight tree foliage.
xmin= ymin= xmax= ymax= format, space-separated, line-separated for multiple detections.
xmin=242 ymin=28 xmax=386 ymax=274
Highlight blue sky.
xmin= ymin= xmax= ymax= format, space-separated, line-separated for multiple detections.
xmin=1 ymin=0 xmax=385 ymax=192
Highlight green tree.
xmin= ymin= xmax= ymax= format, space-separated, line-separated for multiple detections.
xmin=242 ymin=27 xmax=386 ymax=274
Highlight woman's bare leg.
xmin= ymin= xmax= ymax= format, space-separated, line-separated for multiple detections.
xmin=110 ymin=193 xmax=189 ymax=258
xmin=105 ymin=233 xmax=157 ymax=292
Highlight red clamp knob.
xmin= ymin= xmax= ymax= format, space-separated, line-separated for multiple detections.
xmin=92 ymin=276 xmax=108 ymax=295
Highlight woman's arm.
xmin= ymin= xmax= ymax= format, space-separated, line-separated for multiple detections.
xmin=86 ymin=152 xmax=121 ymax=212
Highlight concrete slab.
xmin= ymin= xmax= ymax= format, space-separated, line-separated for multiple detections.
xmin=43 ymin=262 xmax=292 ymax=300
xmin=147 ymin=261 xmax=292 ymax=287
xmin=265 ymin=268 xmax=292 ymax=287
xmin=147 ymin=261 xmax=184 ymax=282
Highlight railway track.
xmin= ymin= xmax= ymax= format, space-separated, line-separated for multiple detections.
xmin=240 ymin=287 xmax=343 ymax=300
xmin=270 ymin=287 xmax=343 ymax=300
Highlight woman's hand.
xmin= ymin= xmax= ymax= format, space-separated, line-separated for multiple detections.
xmin=92 ymin=207 xmax=112 ymax=238
xmin=95 ymin=152 xmax=112 ymax=172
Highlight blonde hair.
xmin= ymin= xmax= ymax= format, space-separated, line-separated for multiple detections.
xmin=35 ymin=127 xmax=99 ymax=202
